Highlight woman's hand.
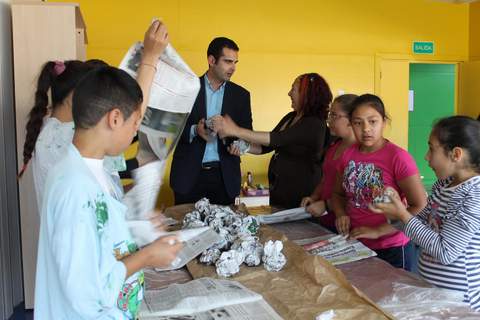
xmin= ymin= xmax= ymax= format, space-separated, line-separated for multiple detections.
xmin=335 ymin=215 xmax=351 ymax=236
xmin=142 ymin=20 xmax=169 ymax=64
xmin=227 ymin=144 xmax=241 ymax=156
xmin=212 ymin=114 xmax=239 ymax=138
xmin=369 ymin=187 xmax=413 ymax=224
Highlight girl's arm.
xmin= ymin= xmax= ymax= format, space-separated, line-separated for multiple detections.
xmin=330 ymin=172 xmax=350 ymax=235
xmin=136 ymin=20 xmax=169 ymax=118
xmin=397 ymin=174 xmax=428 ymax=215
xmin=350 ymin=223 xmax=397 ymax=240
xmin=404 ymin=186 xmax=480 ymax=264
xmin=301 ymin=177 xmax=324 ymax=207
xmin=373 ymin=184 xmax=480 ymax=264
xmin=351 ymin=175 xmax=427 ymax=239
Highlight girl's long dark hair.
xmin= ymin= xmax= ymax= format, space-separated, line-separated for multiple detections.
xmin=19 ymin=59 xmax=107 ymax=177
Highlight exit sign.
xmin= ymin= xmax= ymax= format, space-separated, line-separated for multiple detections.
xmin=413 ymin=41 xmax=434 ymax=54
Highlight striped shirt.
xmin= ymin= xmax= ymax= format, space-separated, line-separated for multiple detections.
xmin=404 ymin=175 xmax=480 ymax=311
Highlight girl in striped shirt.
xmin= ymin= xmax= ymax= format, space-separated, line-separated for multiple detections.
xmin=372 ymin=115 xmax=480 ymax=311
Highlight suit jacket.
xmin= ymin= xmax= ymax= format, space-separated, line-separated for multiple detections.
xmin=170 ymin=75 xmax=252 ymax=198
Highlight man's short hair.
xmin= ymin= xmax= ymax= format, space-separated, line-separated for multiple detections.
xmin=73 ymin=66 xmax=143 ymax=129
xmin=207 ymin=37 xmax=239 ymax=61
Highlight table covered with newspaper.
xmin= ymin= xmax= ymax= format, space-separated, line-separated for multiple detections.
xmin=141 ymin=205 xmax=478 ymax=320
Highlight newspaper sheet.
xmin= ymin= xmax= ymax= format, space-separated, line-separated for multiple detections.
xmin=119 ymin=42 xmax=200 ymax=161
xmin=155 ymin=227 xmax=223 ymax=271
xmin=294 ymin=234 xmax=377 ymax=265
xmin=123 ymin=160 xmax=166 ymax=220
xmin=141 ymin=300 xmax=282 ymax=320
xmin=256 ymin=207 xmax=312 ymax=224
xmin=139 ymin=278 xmax=283 ymax=319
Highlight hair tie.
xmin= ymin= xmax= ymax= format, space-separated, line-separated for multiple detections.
xmin=53 ymin=61 xmax=66 ymax=76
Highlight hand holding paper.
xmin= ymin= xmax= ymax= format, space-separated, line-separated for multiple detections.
xmin=142 ymin=19 xmax=169 ymax=64
xmin=144 ymin=235 xmax=183 ymax=268
xmin=368 ymin=187 xmax=413 ymax=224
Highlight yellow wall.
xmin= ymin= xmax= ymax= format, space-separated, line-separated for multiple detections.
xmin=459 ymin=61 xmax=480 ymax=119
xmin=51 ymin=0 xmax=470 ymax=205
xmin=470 ymin=1 xmax=480 ymax=61
xmin=459 ymin=2 xmax=480 ymax=119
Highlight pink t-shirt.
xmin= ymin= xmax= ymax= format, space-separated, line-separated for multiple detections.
xmin=337 ymin=141 xmax=418 ymax=250
xmin=312 ymin=140 xmax=342 ymax=229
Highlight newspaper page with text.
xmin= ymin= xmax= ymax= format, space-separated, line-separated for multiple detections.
xmin=139 ymin=278 xmax=283 ymax=319
xmin=294 ymin=234 xmax=377 ymax=265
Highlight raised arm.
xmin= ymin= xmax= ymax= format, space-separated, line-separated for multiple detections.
xmin=136 ymin=20 xmax=169 ymax=117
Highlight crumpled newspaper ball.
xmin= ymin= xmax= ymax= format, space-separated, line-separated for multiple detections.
xmin=188 ymin=198 xmax=266 ymax=273
xmin=182 ymin=211 xmax=206 ymax=229
xmin=230 ymin=235 xmax=263 ymax=267
xmin=204 ymin=118 xmax=217 ymax=137
xmin=199 ymin=248 xmax=221 ymax=265
xmin=231 ymin=139 xmax=251 ymax=155
xmin=215 ymin=250 xmax=245 ymax=277
xmin=240 ymin=216 xmax=260 ymax=236
xmin=262 ymin=240 xmax=286 ymax=272
xmin=210 ymin=227 xmax=231 ymax=250
xmin=195 ymin=198 xmax=210 ymax=214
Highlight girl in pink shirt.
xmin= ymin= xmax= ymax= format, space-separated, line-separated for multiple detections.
xmin=301 ymin=94 xmax=358 ymax=232
xmin=331 ymin=94 xmax=427 ymax=269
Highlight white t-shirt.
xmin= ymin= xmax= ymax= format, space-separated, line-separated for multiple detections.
xmin=32 ymin=117 xmax=126 ymax=211
xmin=32 ymin=118 xmax=75 ymax=210
xmin=82 ymin=157 xmax=118 ymax=198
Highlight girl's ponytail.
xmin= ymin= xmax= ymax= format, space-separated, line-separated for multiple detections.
xmin=19 ymin=61 xmax=57 ymax=177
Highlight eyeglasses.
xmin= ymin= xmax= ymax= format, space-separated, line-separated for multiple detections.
xmin=327 ymin=112 xmax=349 ymax=121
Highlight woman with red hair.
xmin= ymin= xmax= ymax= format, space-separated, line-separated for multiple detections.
xmin=213 ymin=73 xmax=332 ymax=208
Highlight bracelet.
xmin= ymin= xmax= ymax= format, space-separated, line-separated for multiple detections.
xmin=140 ymin=62 xmax=157 ymax=72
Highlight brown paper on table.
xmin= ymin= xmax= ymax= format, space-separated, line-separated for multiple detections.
xmin=165 ymin=205 xmax=393 ymax=320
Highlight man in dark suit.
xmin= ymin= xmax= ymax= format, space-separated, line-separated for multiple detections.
xmin=170 ymin=37 xmax=252 ymax=205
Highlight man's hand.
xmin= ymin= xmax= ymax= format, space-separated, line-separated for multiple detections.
xmin=196 ymin=118 xmax=210 ymax=141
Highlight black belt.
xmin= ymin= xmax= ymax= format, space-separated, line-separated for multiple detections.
xmin=202 ymin=161 xmax=220 ymax=170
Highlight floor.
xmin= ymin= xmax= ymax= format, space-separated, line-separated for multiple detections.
xmin=9 ymin=303 xmax=33 ymax=320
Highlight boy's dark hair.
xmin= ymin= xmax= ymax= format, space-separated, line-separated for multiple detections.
xmin=72 ymin=66 xmax=143 ymax=129
xmin=332 ymin=94 xmax=358 ymax=115
xmin=207 ymin=37 xmax=239 ymax=61
xmin=19 ymin=60 xmax=106 ymax=177
xmin=349 ymin=94 xmax=390 ymax=120
xmin=432 ymin=115 xmax=480 ymax=173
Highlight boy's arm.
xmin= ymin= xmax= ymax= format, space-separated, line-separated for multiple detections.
xmin=122 ymin=235 xmax=182 ymax=278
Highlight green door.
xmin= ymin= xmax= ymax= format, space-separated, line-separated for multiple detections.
xmin=408 ymin=63 xmax=455 ymax=189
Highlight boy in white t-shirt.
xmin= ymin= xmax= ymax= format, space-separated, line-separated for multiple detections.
xmin=34 ymin=21 xmax=182 ymax=319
